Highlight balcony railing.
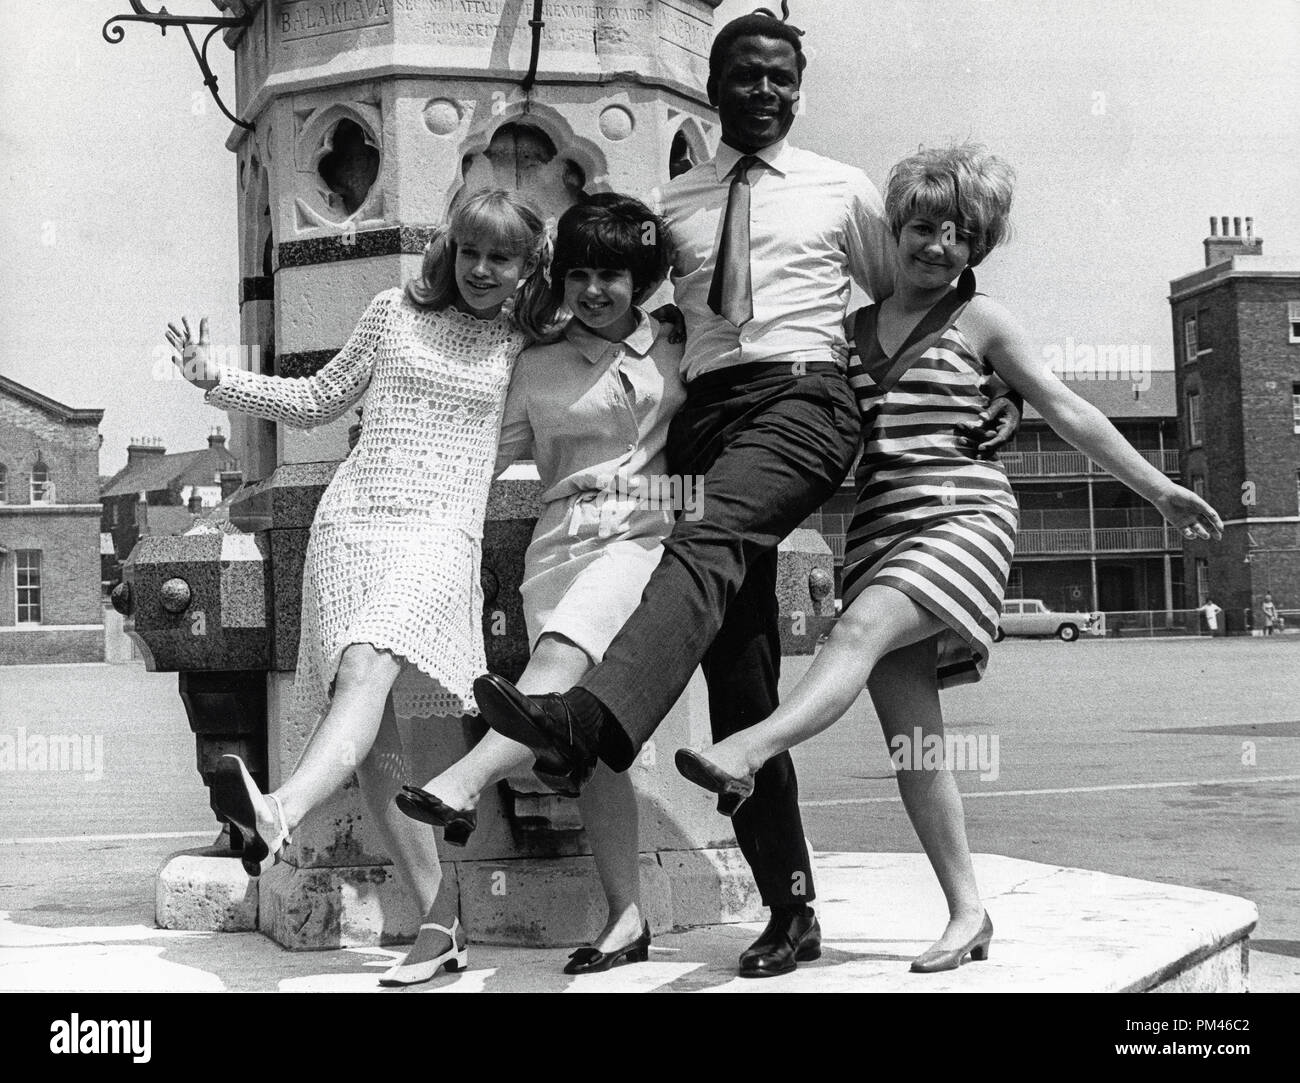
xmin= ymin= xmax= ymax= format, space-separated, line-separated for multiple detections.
xmin=1016 ymin=525 xmax=1182 ymax=554
xmin=1001 ymin=448 xmax=1179 ymax=478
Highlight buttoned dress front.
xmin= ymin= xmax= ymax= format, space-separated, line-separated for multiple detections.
xmin=494 ymin=311 xmax=686 ymax=663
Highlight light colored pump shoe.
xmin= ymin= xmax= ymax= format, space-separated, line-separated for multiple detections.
xmin=379 ymin=919 xmax=468 ymax=986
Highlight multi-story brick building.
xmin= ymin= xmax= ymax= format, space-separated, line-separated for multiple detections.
xmin=99 ymin=431 xmax=241 ymax=582
xmin=0 ymin=375 xmax=106 ymax=664
xmin=1169 ymin=217 xmax=1300 ymax=631
xmin=1003 ymin=374 xmax=1183 ymax=613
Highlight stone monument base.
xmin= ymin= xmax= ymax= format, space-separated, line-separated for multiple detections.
xmin=158 ymin=844 xmax=764 ymax=949
xmin=148 ymin=851 xmax=1258 ymax=992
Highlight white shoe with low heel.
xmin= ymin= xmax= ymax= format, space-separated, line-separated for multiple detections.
xmin=212 ymin=754 xmax=291 ymax=877
xmin=379 ymin=919 xmax=468 ymax=986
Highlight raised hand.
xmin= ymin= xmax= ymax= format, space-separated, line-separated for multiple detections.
xmin=165 ymin=316 xmax=219 ymax=391
xmin=1155 ymin=485 xmax=1224 ymax=542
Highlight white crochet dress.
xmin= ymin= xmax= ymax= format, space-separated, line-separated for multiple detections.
xmin=206 ymin=287 xmax=525 ymax=726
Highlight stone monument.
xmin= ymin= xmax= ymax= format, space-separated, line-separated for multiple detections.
xmin=112 ymin=0 xmax=839 ymax=949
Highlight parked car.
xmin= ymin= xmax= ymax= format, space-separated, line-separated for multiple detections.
xmin=994 ymin=598 xmax=1104 ymax=642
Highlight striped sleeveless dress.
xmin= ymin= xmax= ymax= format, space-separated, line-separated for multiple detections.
xmin=843 ymin=269 xmax=1019 ymax=686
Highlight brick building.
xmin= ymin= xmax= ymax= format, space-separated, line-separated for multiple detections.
xmin=0 ymin=375 xmax=106 ymax=664
xmin=99 ymin=431 xmax=241 ymax=581
xmin=1002 ymin=374 xmax=1182 ymax=613
xmin=1169 ymin=217 xmax=1300 ymax=631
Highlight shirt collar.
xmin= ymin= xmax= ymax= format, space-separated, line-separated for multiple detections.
xmin=565 ymin=306 xmax=657 ymax=365
xmin=714 ymin=137 xmax=793 ymax=181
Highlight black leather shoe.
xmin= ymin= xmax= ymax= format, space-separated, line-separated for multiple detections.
xmin=674 ymin=748 xmax=755 ymax=816
xmin=473 ymin=674 xmax=598 ymax=784
xmin=563 ymin=922 xmax=651 ymax=975
xmin=738 ymin=908 xmax=821 ymax=978
xmin=394 ymin=786 xmax=477 ymax=846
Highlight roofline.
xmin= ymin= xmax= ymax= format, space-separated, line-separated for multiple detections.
xmin=0 ymin=373 xmax=104 ymax=423
xmin=1168 ymin=264 xmax=1300 ymax=304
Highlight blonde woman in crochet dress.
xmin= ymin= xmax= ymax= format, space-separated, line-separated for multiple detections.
xmin=164 ymin=189 xmax=549 ymax=984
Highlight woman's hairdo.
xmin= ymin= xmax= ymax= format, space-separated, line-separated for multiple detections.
xmin=405 ymin=188 xmax=548 ymax=315
xmin=709 ymin=11 xmax=807 ymax=83
xmin=884 ymin=143 xmax=1015 ymax=267
xmin=549 ymin=192 xmax=672 ymax=299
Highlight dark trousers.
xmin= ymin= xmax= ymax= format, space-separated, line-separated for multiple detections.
xmin=581 ymin=363 xmax=861 ymax=906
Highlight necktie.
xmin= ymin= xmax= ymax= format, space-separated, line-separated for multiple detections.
xmin=707 ymin=154 xmax=759 ymax=327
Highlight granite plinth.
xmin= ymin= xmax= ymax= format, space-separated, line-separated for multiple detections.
xmin=123 ymin=533 xmax=271 ymax=672
xmin=776 ymin=528 xmax=838 ymax=656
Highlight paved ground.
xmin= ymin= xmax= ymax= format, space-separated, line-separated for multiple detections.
xmin=0 ymin=636 xmax=1296 ymax=990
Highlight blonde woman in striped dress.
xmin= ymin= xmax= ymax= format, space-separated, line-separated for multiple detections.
xmin=676 ymin=143 xmax=1222 ymax=972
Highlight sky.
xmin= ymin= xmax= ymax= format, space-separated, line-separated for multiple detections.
xmin=1 ymin=0 xmax=1297 ymax=475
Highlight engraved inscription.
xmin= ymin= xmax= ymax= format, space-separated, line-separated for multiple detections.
xmin=278 ymin=0 xmax=657 ymax=50
xmin=657 ymin=0 xmax=709 ymax=58
xmin=278 ymin=0 xmax=394 ymax=42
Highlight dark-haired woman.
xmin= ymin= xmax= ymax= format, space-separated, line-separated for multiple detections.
xmin=395 ymin=193 xmax=683 ymax=977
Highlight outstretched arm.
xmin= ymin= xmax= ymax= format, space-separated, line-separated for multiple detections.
xmin=975 ymin=297 xmax=1222 ymax=540
xmin=166 ymin=291 xmax=394 ymax=430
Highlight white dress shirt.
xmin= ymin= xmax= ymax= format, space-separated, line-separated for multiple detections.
xmin=653 ymin=138 xmax=896 ymax=382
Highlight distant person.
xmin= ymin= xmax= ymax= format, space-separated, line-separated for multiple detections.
xmin=1201 ymin=598 xmax=1223 ymax=636
xmin=674 ymin=143 xmax=1224 ymax=974
xmin=164 ymin=190 xmax=550 ymax=986
xmin=1261 ymin=593 xmax=1280 ymax=635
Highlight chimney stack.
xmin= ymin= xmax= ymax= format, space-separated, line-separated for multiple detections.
xmin=187 ymin=492 xmax=204 ymax=514
xmin=125 ymin=436 xmax=167 ymax=468
xmin=219 ymin=470 xmax=244 ymax=500
xmin=1203 ymin=214 xmax=1263 ymax=267
xmin=207 ymin=427 xmax=227 ymax=450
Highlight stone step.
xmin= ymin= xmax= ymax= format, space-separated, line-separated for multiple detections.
xmin=145 ymin=850 xmax=1257 ymax=991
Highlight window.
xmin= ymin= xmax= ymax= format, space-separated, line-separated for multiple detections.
xmin=0 ymin=464 xmax=6 ymax=504
xmin=29 ymin=460 xmax=51 ymax=504
xmin=1183 ymin=315 xmax=1198 ymax=362
xmin=1289 ymin=301 xmax=1300 ymax=344
xmin=1187 ymin=391 xmax=1203 ymax=446
xmin=1007 ymin=567 xmax=1023 ymax=598
xmin=15 ymin=550 xmax=41 ymax=624
xmin=1293 ymin=384 xmax=1300 ymax=435
xmin=1194 ymin=558 xmax=1209 ymax=607
xmin=1192 ymin=475 xmax=1206 ymax=499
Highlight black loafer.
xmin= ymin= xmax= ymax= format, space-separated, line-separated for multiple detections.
xmin=394 ymin=786 xmax=477 ymax=846
xmin=563 ymin=922 xmax=651 ymax=975
xmin=738 ymin=909 xmax=821 ymax=978
xmin=473 ymin=674 xmax=597 ymax=783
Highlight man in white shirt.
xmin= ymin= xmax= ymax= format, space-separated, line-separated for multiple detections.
xmin=475 ymin=10 xmax=1019 ymax=976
